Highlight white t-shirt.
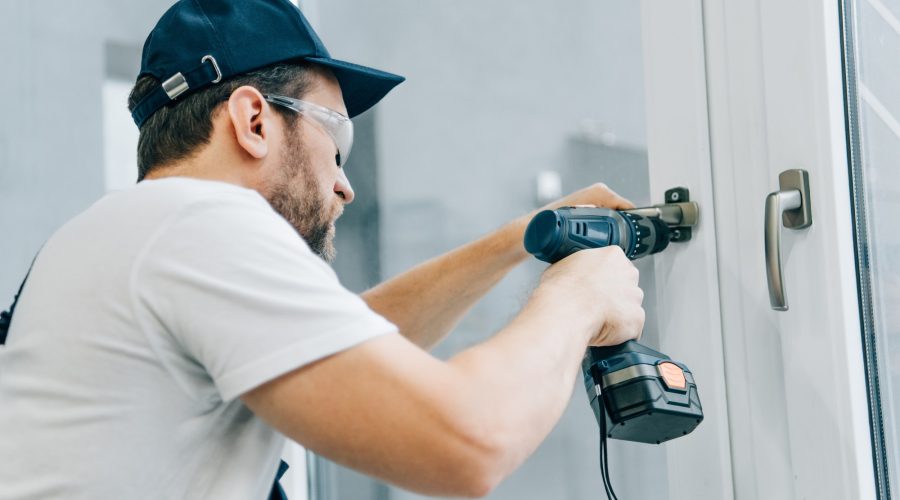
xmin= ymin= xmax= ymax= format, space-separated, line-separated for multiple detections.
xmin=0 ymin=178 xmax=397 ymax=499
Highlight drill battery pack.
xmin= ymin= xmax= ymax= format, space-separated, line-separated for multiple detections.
xmin=582 ymin=341 xmax=704 ymax=445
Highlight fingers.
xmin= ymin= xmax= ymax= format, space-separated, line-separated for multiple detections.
xmin=538 ymin=246 xmax=645 ymax=348
xmin=589 ymin=183 xmax=635 ymax=210
xmin=540 ymin=182 xmax=636 ymax=212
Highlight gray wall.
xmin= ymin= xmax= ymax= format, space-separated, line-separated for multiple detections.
xmin=0 ymin=0 xmax=171 ymax=298
xmin=316 ymin=2 xmax=668 ymax=499
xmin=318 ymin=0 xmax=650 ymax=351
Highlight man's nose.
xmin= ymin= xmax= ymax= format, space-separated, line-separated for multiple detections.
xmin=334 ymin=168 xmax=355 ymax=204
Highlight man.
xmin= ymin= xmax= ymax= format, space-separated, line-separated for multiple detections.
xmin=0 ymin=0 xmax=644 ymax=498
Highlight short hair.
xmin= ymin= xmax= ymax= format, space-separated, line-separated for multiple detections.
xmin=127 ymin=62 xmax=314 ymax=180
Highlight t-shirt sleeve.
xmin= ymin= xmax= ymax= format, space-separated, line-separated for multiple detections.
xmin=133 ymin=192 xmax=398 ymax=402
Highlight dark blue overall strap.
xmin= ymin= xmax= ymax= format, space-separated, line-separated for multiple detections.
xmin=0 ymin=254 xmax=38 ymax=345
xmin=269 ymin=460 xmax=291 ymax=500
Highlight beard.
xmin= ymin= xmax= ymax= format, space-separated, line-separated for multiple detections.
xmin=265 ymin=128 xmax=341 ymax=263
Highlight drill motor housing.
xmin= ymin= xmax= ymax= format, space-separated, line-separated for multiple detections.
xmin=524 ymin=207 xmax=671 ymax=263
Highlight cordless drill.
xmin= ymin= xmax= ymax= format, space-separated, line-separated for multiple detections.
xmin=524 ymin=204 xmax=704 ymax=445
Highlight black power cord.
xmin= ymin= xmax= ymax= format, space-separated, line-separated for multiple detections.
xmin=598 ymin=398 xmax=619 ymax=500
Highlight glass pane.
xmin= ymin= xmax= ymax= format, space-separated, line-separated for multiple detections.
xmin=316 ymin=1 xmax=663 ymax=499
xmin=844 ymin=0 xmax=900 ymax=497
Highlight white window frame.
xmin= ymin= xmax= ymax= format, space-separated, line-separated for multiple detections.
xmin=638 ymin=1 xmax=735 ymax=498
xmin=702 ymin=0 xmax=875 ymax=497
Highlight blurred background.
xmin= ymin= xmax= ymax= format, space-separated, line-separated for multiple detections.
xmin=0 ymin=1 xmax=669 ymax=498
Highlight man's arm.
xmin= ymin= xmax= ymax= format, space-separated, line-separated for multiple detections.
xmin=242 ymin=246 xmax=643 ymax=498
xmin=361 ymin=183 xmax=634 ymax=350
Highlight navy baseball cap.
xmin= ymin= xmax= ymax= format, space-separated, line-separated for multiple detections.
xmin=131 ymin=0 xmax=405 ymax=128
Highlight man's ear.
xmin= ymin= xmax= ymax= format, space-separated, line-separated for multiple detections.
xmin=226 ymin=86 xmax=274 ymax=159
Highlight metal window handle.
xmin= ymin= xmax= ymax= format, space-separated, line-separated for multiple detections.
xmin=764 ymin=169 xmax=813 ymax=311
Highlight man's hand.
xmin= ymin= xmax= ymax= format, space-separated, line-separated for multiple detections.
xmin=532 ymin=183 xmax=642 ymax=346
xmin=538 ymin=246 xmax=644 ymax=346
xmin=537 ymin=182 xmax=635 ymax=212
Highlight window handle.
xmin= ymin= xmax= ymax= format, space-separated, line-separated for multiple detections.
xmin=765 ymin=169 xmax=813 ymax=311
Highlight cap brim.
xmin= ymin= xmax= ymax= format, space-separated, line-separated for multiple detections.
xmin=307 ymin=57 xmax=405 ymax=118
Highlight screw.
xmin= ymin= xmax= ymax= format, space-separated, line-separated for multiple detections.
xmin=673 ymin=229 xmax=682 ymax=239
xmin=670 ymin=191 xmax=681 ymax=201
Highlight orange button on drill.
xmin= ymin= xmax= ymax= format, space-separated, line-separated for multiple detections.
xmin=658 ymin=362 xmax=687 ymax=390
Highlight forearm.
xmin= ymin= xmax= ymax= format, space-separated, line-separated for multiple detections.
xmin=242 ymin=254 xmax=628 ymax=497
xmin=442 ymin=283 xmax=596 ymax=481
xmin=242 ymin=289 xmax=596 ymax=498
xmin=362 ymin=214 xmax=534 ymax=350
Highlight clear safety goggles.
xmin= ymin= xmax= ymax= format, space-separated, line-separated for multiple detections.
xmin=264 ymin=94 xmax=354 ymax=167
